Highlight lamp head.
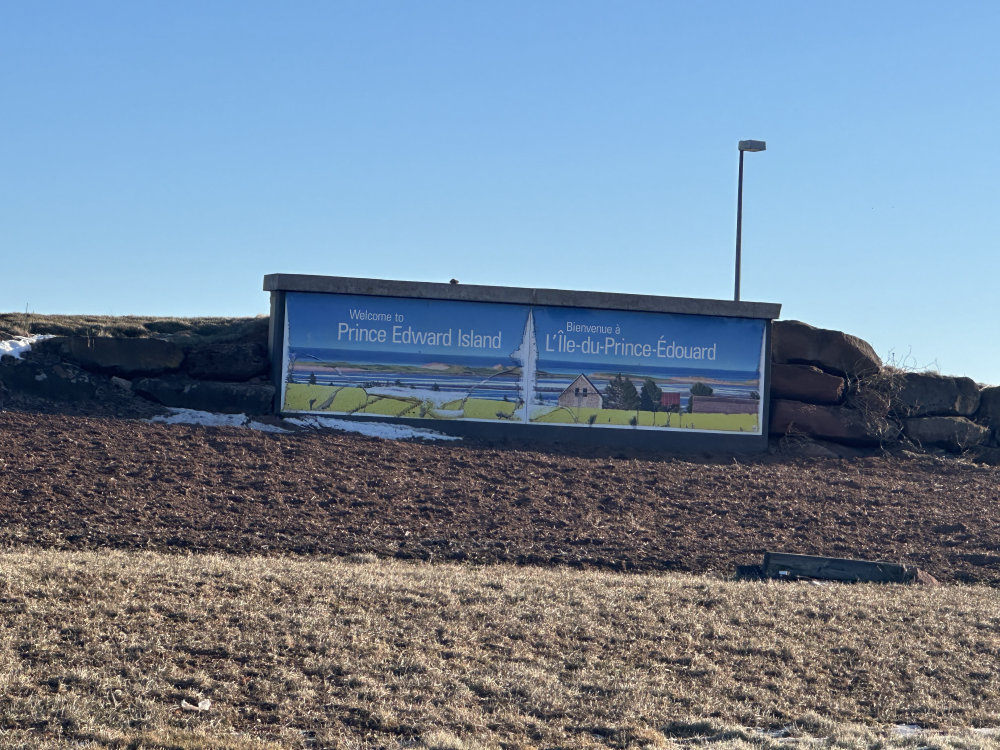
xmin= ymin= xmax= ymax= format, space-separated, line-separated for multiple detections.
xmin=738 ymin=140 xmax=766 ymax=152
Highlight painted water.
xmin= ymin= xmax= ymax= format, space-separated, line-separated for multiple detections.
xmin=290 ymin=341 xmax=761 ymax=411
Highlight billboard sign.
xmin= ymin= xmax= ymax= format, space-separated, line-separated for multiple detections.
xmin=280 ymin=291 xmax=767 ymax=435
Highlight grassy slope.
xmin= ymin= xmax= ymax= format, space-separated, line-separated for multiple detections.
xmin=0 ymin=312 xmax=267 ymax=347
xmin=1 ymin=550 xmax=998 ymax=749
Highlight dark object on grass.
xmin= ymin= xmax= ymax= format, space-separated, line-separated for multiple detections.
xmin=739 ymin=552 xmax=939 ymax=585
xmin=734 ymin=564 xmax=765 ymax=580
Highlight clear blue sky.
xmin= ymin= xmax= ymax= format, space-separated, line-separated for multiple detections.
xmin=4 ymin=2 xmax=998 ymax=383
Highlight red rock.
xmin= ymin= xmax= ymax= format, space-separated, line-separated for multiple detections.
xmin=769 ymin=399 xmax=890 ymax=445
xmin=770 ymin=363 xmax=845 ymax=404
xmin=903 ymin=416 xmax=989 ymax=451
xmin=896 ymin=372 xmax=980 ymax=417
xmin=772 ymin=320 xmax=881 ymax=378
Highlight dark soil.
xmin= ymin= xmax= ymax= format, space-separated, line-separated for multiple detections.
xmin=2 ymin=410 xmax=999 ymax=585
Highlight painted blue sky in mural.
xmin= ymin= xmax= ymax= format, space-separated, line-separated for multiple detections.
xmin=531 ymin=306 xmax=763 ymax=372
xmin=287 ymin=292 xmax=526 ymax=359
xmin=287 ymin=292 xmax=765 ymax=375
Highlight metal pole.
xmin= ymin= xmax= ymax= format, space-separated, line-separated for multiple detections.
xmin=735 ymin=149 xmax=744 ymax=301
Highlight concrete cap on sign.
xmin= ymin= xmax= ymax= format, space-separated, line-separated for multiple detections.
xmin=263 ymin=274 xmax=782 ymax=320
xmin=738 ymin=140 xmax=766 ymax=152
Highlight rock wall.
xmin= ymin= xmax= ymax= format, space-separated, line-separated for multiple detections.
xmin=0 ymin=324 xmax=275 ymax=415
xmin=770 ymin=320 xmax=999 ymax=461
xmin=2 ymin=316 xmax=998 ymax=462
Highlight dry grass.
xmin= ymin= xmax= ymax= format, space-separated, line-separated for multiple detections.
xmin=0 ymin=550 xmax=998 ymax=749
xmin=0 ymin=312 xmax=266 ymax=347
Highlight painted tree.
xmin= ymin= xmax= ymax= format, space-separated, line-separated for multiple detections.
xmin=605 ymin=374 xmax=641 ymax=410
xmin=603 ymin=375 xmax=623 ymax=409
xmin=622 ymin=378 xmax=640 ymax=410
xmin=690 ymin=381 xmax=714 ymax=397
xmin=640 ymin=378 xmax=662 ymax=412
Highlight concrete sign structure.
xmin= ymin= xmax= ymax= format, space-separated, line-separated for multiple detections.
xmin=264 ymin=274 xmax=781 ymax=452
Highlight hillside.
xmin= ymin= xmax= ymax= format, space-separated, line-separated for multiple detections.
xmin=0 ymin=312 xmax=268 ymax=343
xmin=3 ymin=316 xmax=1000 ymax=748
xmin=2 ymin=410 xmax=999 ymax=586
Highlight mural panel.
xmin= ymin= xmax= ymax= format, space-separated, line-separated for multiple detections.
xmin=281 ymin=292 xmax=766 ymax=434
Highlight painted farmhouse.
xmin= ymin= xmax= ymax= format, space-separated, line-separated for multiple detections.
xmin=557 ymin=374 xmax=603 ymax=409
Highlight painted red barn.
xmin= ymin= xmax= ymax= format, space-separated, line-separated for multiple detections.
xmin=660 ymin=392 xmax=681 ymax=411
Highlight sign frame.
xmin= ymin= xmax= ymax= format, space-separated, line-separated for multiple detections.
xmin=264 ymin=274 xmax=781 ymax=453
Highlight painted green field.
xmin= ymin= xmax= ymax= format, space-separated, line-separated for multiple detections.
xmin=532 ymin=405 xmax=760 ymax=432
xmin=285 ymin=384 xmax=759 ymax=431
xmin=443 ymin=398 xmax=519 ymax=420
xmin=284 ymin=385 xmax=520 ymax=421
xmin=284 ymin=384 xmax=419 ymax=417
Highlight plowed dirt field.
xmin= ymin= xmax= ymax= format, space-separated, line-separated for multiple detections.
xmin=2 ymin=410 xmax=999 ymax=585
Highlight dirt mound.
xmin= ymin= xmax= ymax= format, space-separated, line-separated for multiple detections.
xmin=2 ymin=410 xmax=998 ymax=585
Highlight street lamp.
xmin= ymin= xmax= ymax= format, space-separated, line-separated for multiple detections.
xmin=734 ymin=139 xmax=766 ymax=302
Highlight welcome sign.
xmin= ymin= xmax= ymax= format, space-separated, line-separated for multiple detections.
xmin=277 ymin=287 xmax=770 ymax=436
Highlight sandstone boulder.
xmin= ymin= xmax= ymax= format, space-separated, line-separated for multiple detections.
xmin=975 ymin=386 xmax=1000 ymax=436
xmin=895 ymin=372 xmax=980 ymax=417
xmin=0 ymin=358 xmax=100 ymax=401
xmin=134 ymin=376 xmax=275 ymax=414
xmin=770 ymin=363 xmax=845 ymax=404
xmin=53 ymin=336 xmax=184 ymax=377
xmin=184 ymin=341 xmax=269 ymax=381
xmin=903 ymin=416 xmax=989 ymax=452
xmin=770 ymin=399 xmax=894 ymax=446
xmin=772 ymin=320 xmax=881 ymax=378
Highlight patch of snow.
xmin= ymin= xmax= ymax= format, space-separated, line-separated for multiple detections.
xmin=754 ymin=726 xmax=830 ymax=745
xmin=150 ymin=409 xmax=250 ymax=428
xmin=892 ymin=725 xmax=1000 ymax=739
xmin=147 ymin=409 xmax=290 ymax=433
xmin=285 ymin=415 xmax=461 ymax=441
xmin=247 ymin=419 xmax=291 ymax=434
xmin=147 ymin=408 xmax=460 ymax=441
xmin=0 ymin=334 xmax=54 ymax=359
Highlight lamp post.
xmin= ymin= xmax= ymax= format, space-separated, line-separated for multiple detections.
xmin=735 ymin=139 xmax=766 ymax=302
